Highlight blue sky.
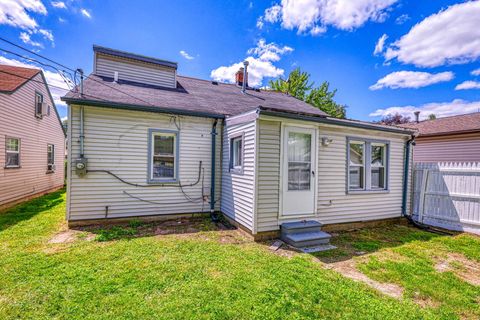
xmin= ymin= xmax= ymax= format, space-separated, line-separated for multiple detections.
xmin=1 ymin=0 xmax=480 ymax=121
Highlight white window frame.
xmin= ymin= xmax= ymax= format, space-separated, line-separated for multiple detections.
xmin=147 ymin=129 xmax=179 ymax=183
xmin=348 ymin=140 xmax=365 ymax=191
xmin=347 ymin=137 xmax=389 ymax=193
xmin=229 ymin=134 xmax=244 ymax=174
xmin=370 ymin=142 xmax=387 ymax=190
xmin=35 ymin=91 xmax=43 ymax=118
xmin=5 ymin=137 xmax=20 ymax=168
xmin=47 ymin=144 xmax=55 ymax=172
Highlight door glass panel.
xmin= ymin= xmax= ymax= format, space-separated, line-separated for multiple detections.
xmin=287 ymin=132 xmax=311 ymax=191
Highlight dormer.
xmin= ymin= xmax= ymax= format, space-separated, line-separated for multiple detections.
xmin=93 ymin=45 xmax=178 ymax=88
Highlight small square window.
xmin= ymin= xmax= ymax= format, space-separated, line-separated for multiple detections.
xmin=5 ymin=137 xmax=20 ymax=168
xmin=229 ymin=135 xmax=243 ymax=174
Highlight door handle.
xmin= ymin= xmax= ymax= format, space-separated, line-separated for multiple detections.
xmin=312 ymin=170 xmax=315 ymax=176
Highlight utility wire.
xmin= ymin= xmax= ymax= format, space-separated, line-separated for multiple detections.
xmin=0 ymin=37 xmax=170 ymax=110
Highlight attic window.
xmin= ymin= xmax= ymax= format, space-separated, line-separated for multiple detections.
xmin=35 ymin=92 xmax=43 ymax=118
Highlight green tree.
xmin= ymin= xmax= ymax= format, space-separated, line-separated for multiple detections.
xmin=428 ymin=114 xmax=436 ymax=120
xmin=269 ymin=67 xmax=346 ymax=118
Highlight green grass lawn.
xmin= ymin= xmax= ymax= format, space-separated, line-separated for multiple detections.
xmin=1 ymin=190 xmax=479 ymax=319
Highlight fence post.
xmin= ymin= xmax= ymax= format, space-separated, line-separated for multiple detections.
xmin=418 ymin=168 xmax=429 ymax=223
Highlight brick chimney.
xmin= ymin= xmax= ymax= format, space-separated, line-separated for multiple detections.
xmin=235 ymin=66 xmax=248 ymax=87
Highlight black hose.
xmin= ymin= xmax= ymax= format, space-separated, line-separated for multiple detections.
xmin=87 ymin=161 xmax=202 ymax=188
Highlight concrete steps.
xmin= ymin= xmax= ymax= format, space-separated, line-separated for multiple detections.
xmin=280 ymin=220 xmax=335 ymax=252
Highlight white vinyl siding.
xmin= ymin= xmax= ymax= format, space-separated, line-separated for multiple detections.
xmin=95 ymin=53 xmax=177 ymax=88
xmin=255 ymin=117 xmax=410 ymax=232
xmin=221 ymin=120 xmax=256 ymax=232
xmin=0 ymin=73 xmax=65 ymax=206
xmin=67 ymin=106 xmax=221 ymax=221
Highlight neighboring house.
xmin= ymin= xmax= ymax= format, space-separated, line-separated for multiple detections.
xmin=401 ymin=112 xmax=480 ymax=162
xmin=62 ymin=45 xmax=415 ymax=238
xmin=0 ymin=65 xmax=66 ymax=209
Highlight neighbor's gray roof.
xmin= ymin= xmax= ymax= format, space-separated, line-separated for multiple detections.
xmin=63 ymin=74 xmax=329 ymax=118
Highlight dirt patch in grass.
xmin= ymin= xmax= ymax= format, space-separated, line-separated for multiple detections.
xmin=325 ymin=259 xmax=404 ymax=299
xmin=48 ymin=230 xmax=95 ymax=244
xmin=412 ymin=292 xmax=441 ymax=309
xmin=434 ymin=253 xmax=480 ymax=286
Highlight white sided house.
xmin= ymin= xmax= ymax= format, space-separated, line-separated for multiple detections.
xmin=63 ymin=46 xmax=415 ymax=241
xmin=0 ymin=65 xmax=65 ymax=209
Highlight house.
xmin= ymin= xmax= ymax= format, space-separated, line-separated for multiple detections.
xmin=401 ymin=112 xmax=480 ymax=162
xmin=62 ymin=45 xmax=415 ymax=240
xmin=0 ymin=64 xmax=66 ymax=209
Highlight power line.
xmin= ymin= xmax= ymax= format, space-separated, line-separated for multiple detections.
xmin=0 ymin=69 xmax=109 ymax=102
xmin=0 ymin=36 xmax=76 ymax=73
xmin=0 ymin=37 xmax=165 ymax=109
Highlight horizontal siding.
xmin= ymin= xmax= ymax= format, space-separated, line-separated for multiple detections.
xmin=256 ymin=118 xmax=409 ymax=231
xmin=413 ymin=133 xmax=480 ymax=162
xmin=256 ymin=120 xmax=281 ymax=232
xmin=68 ymin=106 xmax=221 ymax=221
xmin=220 ymin=121 xmax=256 ymax=232
xmin=0 ymin=73 xmax=65 ymax=205
xmin=95 ymin=53 xmax=176 ymax=88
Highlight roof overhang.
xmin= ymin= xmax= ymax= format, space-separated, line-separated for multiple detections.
xmin=258 ymin=109 xmax=415 ymax=135
xmin=61 ymin=97 xmax=225 ymax=119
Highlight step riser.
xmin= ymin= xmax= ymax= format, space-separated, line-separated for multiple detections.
xmin=281 ymin=226 xmax=323 ymax=235
xmin=284 ymin=238 xmax=331 ymax=247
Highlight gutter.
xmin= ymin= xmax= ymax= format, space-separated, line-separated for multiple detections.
xmin=210 ymin=119 xmax=219 ymax=222
xmin=61 ymin=97 xmax=225 ymax=120
xmin=258 ymin=109 xmax=415 ymax=135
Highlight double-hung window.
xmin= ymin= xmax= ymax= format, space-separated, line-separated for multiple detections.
xmin=5 ymin=137 xmax=20 ymax=168
xmin=148 ymin=130 xmax=178 ymax=183
xmin=229 ymin=135 xmax=243 ymax=174
xmin=47 ymin=144 xmax=55 ymax=171
xmin=35 ymin=92 xmax=43 ymax=118
xmin=348 ymin=138 xmax=388 ymax=192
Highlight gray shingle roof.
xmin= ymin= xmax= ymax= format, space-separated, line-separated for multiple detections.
xmin=63 ymin=74 xmax=328 ymax=118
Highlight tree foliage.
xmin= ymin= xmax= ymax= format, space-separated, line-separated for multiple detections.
xmin=378 ymin=113 xmax=411 ymax=125
xmin=428 ymin=114 xmax=436 ymax=120
xmin=269 ymin=68 xmax=346 ymax=118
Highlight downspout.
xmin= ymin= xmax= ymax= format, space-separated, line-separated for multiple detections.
xmin=210 ymin=118 xmax=219 ymax=222
xmin=401 ymin=135 xmax=415 ymax=216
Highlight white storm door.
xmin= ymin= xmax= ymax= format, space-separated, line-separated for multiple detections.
xmin=282 ymin=126 xmax=316 ymax=216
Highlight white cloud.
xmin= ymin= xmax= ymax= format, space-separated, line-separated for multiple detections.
xmin=369 ymin=71 xmax=454 ymax=90
xmin=179 ymin=50 xmax=194 ymax=60
xmin=310 ymin=25 xmax=326 ymax=36
xmin=0 ymin=55 xmax=70 ymax=108
xmin=373 ymin=33 xmax=388 ymax=55
xmin=211 ymin=39 xmax=293 ymax=87
xmin=370 ymin=99 xmax=480 ymax=119
xmin=246 ymin=39 xmax=293 ymax=62
xmin=260 ymin=0 xmax=398 ymax=35
xmin=385 ymin=1 xmax=480 ymax=68
xmin=80 ymin=8 xmax=91 ymax=18
xmin=455 ymin=81 xmax=480 ymax=90
xmin=471 ymin=68 xmax=480 ymax=76
xmin=19 ymin=32 xmax=43 ymax=48
xmin=58 ymin=17 xmax=66 ymax=23
xmin=395 ymin=14 xmax=409 ymax=25
xmin=0 ymin=0 xmax=47 ymax=30
xmin=38 ymin=28 xmax=54 ymax=42
xmin=256 ymin=17 xmax=264 ymax=29
xmin=51 ymin=1 xmax=66 ymax=9
xmin=61 ymin=116 xmax=67 ymax=122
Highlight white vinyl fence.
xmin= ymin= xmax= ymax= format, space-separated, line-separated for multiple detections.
xmin=412 ymin=162 xmax=480 ymax=234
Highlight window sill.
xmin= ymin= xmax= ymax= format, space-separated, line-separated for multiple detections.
xmin=46 ymin=170 xmax=55 ymax=174
xmin=347 ymin=189 xmax=389 ymax=195
xmin=147 ymin=179 xmax=178 ymax=185
xmin=229 ymin=168 xmax=243 ymax=175
xmin=4 ymin=166 xmax=21 ymax=169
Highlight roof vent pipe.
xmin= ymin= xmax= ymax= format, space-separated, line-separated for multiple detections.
xmin=414 ymin=111 xmax=420 ymax=123
xmin=242 ymin=60 xmax=249 ymax=93
xmin=113 ymin=71 xmax=119 ymax=83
